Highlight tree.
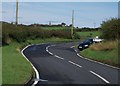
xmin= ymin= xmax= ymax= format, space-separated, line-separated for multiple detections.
xmin=101 ymin=18 xmax=120 ymax=40
xmin=61 ymin=22 xmax=66 ymax=26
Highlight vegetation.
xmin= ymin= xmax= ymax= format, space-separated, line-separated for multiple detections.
xmin=80 ymin=18 xmax=119 ymax=68
xmin=90 ymin=41 xmax=118 ymax=51
xmin=2 ymin=22 xmax=72 ymax=45
xmin=2 ymin=22 xmax=80 ymax=84
xmin=80 ymin=40 xmax=119 ymax=67
xmin=41 ymin=26 xmax=69 ymax=30
xmin=2 ymin=42 xmax=33 ymax=84
xmin=76 ymin=31 xmax=101 ymax=40
xmin=101 ymin=18 xmax=120 ymax=40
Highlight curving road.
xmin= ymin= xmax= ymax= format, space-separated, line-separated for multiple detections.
xmin=23 ymin=42 xmax=119 ymax=85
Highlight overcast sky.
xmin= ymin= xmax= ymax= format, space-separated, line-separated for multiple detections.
xmin=2 ymin=2 xmax=118 ymax=27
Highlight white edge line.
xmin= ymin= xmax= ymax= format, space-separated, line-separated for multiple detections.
xmin=68 ymin=61 xmax=82 ymax=68
xmin=76 ymin=51 xmax=120 ymax=70
xmin=90 ymin=71 xmax=110 ymax=84
xmin=21 ymin=44 xmax=48 ymax=86
xmin=21 ymin=45 xmax=39 ymax=86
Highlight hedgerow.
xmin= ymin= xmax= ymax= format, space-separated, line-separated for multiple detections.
xmin=2 ymin=22 xmax=71 ymax=45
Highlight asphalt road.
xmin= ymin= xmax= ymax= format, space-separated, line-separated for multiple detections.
xmin=23 ymin=42 xmax=119 ymax=85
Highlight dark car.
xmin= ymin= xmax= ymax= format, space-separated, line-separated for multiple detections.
xmin=78 ymin=38 xmax=93 ymax=51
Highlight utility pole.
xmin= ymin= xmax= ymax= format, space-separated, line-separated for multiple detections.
xmin=16 ymin=0 xmax=18 ymax=25
xmin=71 ymin=10 xmax=74 ymax=39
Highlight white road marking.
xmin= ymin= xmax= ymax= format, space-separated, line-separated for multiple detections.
xmin=54 ymin=55 xmax=64 ymax=60
xmin=74 ymin=50 xmax=77 ymax=53
xmin=34 ymin=78 xmax=48 ymax=82
xmin=46 ymin=49 xmax=48 ymax=52
xmin=77 ymin=53 xmax=81 ymax=57
xmin=68 ymin=61 xmax=82 ymax=68
xmin=21 ymin=44 xmax=48 ymax=86
xmin=48 ymin=51 xmax=53 ymax=55
xmin=46 ymin=45 xmax=65 ymax=60
xmin=70 ymin=46 xmax=74 ymax=48
xmin=46 ymin=46 xmax=54 ymax=55
xmin=90 ymin=71 xmax=110 ymax=84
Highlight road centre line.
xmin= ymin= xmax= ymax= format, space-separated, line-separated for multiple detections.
xmin=48 ymin=51 xmax=53 ymax=55
xmin=54 ymin=55 xmax=64 ymax=60
xmin=70 ymin=46 xmax=74 ymax=48
xmin=68 ymin=61 xmax=82 ymax=68
xmin=89 ymin=71 xmax=110 ymax=84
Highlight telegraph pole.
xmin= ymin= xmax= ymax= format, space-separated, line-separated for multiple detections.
xmin=71 ymin=10 xmax=74 ymax=39
xmin=16 ymin=0 xmax=18 ymax=25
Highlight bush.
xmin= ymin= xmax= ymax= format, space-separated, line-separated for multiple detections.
xmin=101 ymin=18 xmax=120 ymax=40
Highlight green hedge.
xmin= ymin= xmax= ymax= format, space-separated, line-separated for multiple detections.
xmin=2 ymin=22 xmax=71 ymax=45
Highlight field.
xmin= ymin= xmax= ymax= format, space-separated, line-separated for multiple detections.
xmin=76 ymin=31 xmax=101 ymax=39
xmin=2 ymin=38 xmax=76 ymax=84
xmin=40 ymin=26 xmax=68 ymax=30
xmin=80 ymin=40 xmax=119 ymax=67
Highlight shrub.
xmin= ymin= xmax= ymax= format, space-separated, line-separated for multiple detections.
xmin=101 ymin=18 xmax=120 ymax=40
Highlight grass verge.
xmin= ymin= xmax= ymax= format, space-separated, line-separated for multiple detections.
xmin=80 ymin=40 xmax=119 ymax=68
xmin=2 ymin=42 xmax=33 ymax=84
xmin=2 ymin=37 xmax=77 ymax=84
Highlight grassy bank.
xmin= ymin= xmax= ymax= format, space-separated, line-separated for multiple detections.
xmin=80 ymin=40 xmax=119 ymax=67
xmin=2 ymin=38 xmax=76 ymax=84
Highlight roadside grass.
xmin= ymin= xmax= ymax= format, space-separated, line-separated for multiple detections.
xmin=2 ymin=42 xmax=33 ymax=84
xmin=76 ymin=31 xmax=101 ymax=39
xmin=80 ymin=40 xmax=119 ymax=67
xmin=2 ymin=37 xmax=77 ymax=84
